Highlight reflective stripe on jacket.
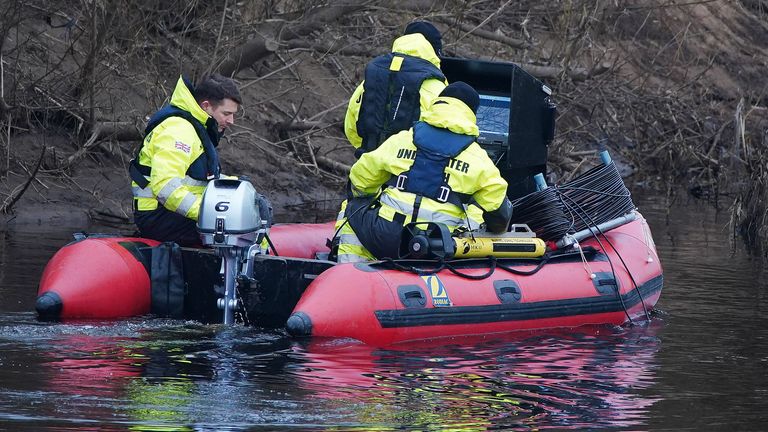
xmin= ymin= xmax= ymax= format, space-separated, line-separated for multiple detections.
xmin=131 ymin=76 xmax=220 ymax=221
xmin=344 ymin=33 xmax=447 ymax=150
xmin=349 ymin=96 xmax=508 ymax=233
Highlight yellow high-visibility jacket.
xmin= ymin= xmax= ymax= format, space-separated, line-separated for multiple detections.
xmin=131 ymin=77 xmax=216 ymax=221
xmin=349 ymin=96 xmax=509 ymax=232
xmin=344 ymin=33 xmax=447 ymax=149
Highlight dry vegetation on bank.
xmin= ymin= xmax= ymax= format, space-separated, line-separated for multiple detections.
xmin=1 ymin=0 xmax=768 ymax=252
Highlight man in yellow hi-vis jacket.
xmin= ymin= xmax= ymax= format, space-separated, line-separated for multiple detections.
xmin=344 ymin=21 xmax=447 ymax=156
xmin=130 ymin=74 xmax=269 ymax=246
xmin=336 ymin=82 xmax=513 ymax=263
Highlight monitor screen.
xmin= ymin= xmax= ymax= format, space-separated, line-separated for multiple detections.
xmin=476 ymin=94 xmax=510 ymax=137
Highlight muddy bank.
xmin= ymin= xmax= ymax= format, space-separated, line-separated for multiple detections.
xmin=1 ymin=1 xmax=766 ymax=242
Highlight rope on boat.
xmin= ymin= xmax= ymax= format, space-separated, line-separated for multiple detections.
xmin=508 ymin=160 xmax=651 ymax=323
xmin=502 ymin=161 xmax=651 ymax=323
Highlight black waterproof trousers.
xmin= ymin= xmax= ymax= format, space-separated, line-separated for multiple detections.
xmin=134 ymin=206 xmax=201 ymax=247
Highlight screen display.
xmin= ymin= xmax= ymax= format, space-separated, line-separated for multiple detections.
xmin=476 ymin=94 xmax=510 ymax=135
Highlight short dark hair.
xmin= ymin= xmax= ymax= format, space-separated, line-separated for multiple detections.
xmin=194 ymin=74 xmax=242 ymax=105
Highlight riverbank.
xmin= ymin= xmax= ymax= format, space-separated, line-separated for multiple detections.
xmin=2 ymin=1 xmax=767 ymax=244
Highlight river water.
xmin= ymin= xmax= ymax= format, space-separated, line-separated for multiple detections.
xmin=0 ymin=191 xmax=767 ymax=431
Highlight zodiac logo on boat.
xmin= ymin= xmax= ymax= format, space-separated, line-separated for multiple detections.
xmin=421 ymin=275 xmax=452 ymax=307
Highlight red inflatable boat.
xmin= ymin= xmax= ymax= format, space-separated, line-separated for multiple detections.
xmin=285 ymin=212 xmax=662 ymax=345
xmin=35 ymin=58 xmax=662 ymax=345
xmin=36 ymin=212 xmax=662 ymax=346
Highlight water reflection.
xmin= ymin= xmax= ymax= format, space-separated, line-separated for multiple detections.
xmin=290 ymin=323 xmax=662 ymax=430
xmin=0 ymin=318 xmax=662 ymax=431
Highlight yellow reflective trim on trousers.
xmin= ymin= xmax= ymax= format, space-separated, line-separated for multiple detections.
xmin=379 ymin=193 xmax=464 ymax=226
xmin=132 ymin=185 xmax=154 ymax=198
xmin=337 ymin=219 xmax=355 ymax=234
xmin=334 ymin=201 xmax=348 ymax=230
xmin=337 ymin=225 xmax=375 ymax=262
xmin=338 ymin=233 xmax=364 ymax=247
xmin=337 ymin=252 xmax=373 ymax=263
xmin=334 ymin=217 xmax=347 ymax=231
xmin=337 ymin=244 xmax=374 ymax=262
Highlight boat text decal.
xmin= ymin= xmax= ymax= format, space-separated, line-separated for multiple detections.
xmin=421 ymin=275 xmax=452 ymax=307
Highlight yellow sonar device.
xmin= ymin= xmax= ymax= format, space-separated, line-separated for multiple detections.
xmin=453 ymin=235 xmax=546 ymax=258
xmin=399 ymin=222 xmax=546 ymax=260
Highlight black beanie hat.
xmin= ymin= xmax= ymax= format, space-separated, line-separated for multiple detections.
xmin=404 ymin=21 xmax=442 ymax=56
xmin=440 ymin=81 xmax=480 ymax=114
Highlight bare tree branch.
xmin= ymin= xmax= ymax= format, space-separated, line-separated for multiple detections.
xmin=0 ymin=145 xmax=45 ymax=214
xmin=218 ymin=0 xmax=368 ymax=77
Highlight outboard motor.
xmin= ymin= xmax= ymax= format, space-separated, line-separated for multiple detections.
xmin=198 ymin=179 xmax=267 ymax=324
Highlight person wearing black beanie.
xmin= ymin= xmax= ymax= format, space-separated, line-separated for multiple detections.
xmin=336 ymin=78 xmax=512 ymax=263
xmin=403 ymin=21 xmax=443 ymax=57
xmin=343 ymin=21 xmax=448 ymax=156
xmin=439 ymin=81 xmax=480 ymax=113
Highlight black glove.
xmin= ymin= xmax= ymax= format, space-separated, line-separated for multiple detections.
xmin=254 ymin=192 xmax=273 ymax=228
xmin=483 ymin=197 xmax=513 ymax=233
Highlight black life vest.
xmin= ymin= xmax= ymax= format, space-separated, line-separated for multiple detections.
xmin=387 ymin=121 xmax=475 ymax=209
xmin=356 ymin=53 xmax=445 ymax=153
xmin=129 ymin=104 xmax=221 ymax=189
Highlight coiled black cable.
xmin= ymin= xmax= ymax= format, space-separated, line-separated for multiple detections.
xmin=510 ymin=187 xmax=572 ymax=241
xmin=509 ymin=161 xmax=635 ymax=239
xmin=557 ymin=161 xmax=635 ymax=232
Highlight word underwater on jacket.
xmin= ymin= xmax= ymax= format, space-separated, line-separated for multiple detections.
xmin=396 ymin=148 xmax=471 ymax=173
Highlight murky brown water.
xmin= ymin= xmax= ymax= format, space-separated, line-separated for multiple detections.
xmin=1 ymin=190 xmax=766 ymax=430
